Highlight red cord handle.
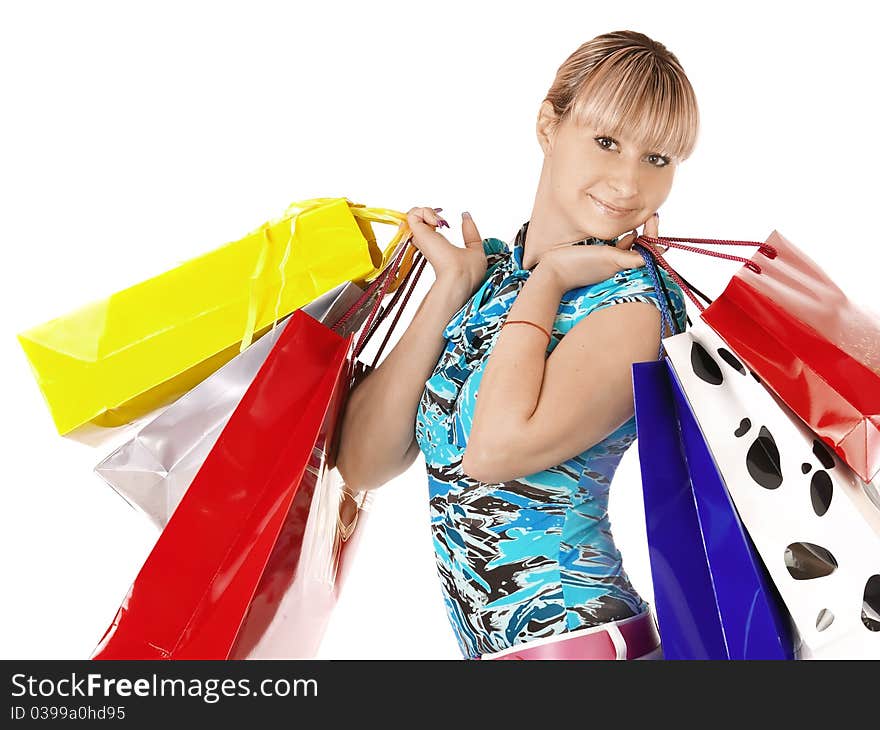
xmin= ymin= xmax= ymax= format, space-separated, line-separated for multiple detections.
xmin=331 ymin=233 xmax=420 ymax=360
xmin=634 ymin=234 xmax=776 ymax=313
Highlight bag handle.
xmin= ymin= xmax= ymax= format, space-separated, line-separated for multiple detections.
xmin=639 ymin=250 xmax=680 ymax=341
xmin=295 ymin=198 xmax=412 ymax=285
xmin=331 ymin=232 xmax=426 ymax=364
xmin=633 ymin=234 xmax=777 ymax=314
xmin=349 ymin=205 xmax=418 ymax=293
xmin=366 ymin=254 xmax=427 ymax=367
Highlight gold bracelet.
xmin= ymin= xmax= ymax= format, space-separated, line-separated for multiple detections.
xmin=502 ymin=319 xmax=552 ymax=344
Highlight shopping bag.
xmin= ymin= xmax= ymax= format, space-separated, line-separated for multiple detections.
xmin=222 ymin=252 xmax=424 ymax=659
xmin=229 ymin=248 xmax=428 ymax=659
xmin=94 ymin=280 xmax=372 ymax=529
xmin=91 ymin=239 xmax=426 ymax=659
xmin=18 ymin=197 xmax=412 ymax=435
xmin=630 ymin=256 xmax=798 ymax=659
xmin=633 ymin=358 xmax=801 ymax=660
xmin=227 ymin=358 xmax=376 ymax=659
xmin=637 ymin=230 xmax=880 ymax=483
xmin=662 ymin=317 xmax=880 ymax=659
xmin=89 ymin=308 xmax=351 ymax=659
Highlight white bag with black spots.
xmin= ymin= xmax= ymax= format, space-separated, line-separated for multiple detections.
xmin=664 ymin=318 xmax=880 ymax=660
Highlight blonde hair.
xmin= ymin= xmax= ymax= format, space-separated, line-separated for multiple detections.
xmin=544 ymin=30 xmax=700 ymax=163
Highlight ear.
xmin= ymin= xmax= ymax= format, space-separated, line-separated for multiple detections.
xmin=536 ymin=100 xmax=558 ymax=156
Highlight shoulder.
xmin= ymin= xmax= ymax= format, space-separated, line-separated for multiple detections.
xmin=559 ymin=263 xmax=688 ymax=334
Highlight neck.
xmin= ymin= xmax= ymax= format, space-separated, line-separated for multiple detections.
xmin=521 ymin=213 xmax=579 ymax=271
xmin=522 ymin=166 xmax=612 ymax=271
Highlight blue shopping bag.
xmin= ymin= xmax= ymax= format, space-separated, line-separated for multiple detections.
xmin=632 ymin=358 xmax=800 ymax=659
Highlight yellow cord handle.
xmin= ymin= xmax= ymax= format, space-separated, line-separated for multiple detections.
xmin=349 ymin=205 xmax=414 ymax=292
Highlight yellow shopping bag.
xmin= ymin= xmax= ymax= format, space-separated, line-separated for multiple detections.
xmin=18 ymin=197 xmax=413 ymax=435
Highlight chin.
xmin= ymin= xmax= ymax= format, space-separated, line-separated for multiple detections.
xmin=584 ymin=215 xmax=629 ymax=241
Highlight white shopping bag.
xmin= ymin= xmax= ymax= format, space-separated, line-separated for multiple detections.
xmin=663 ymin=318 xmax=880 ymax=659
xmin=94 ymin=281 xmax=372 ymax=528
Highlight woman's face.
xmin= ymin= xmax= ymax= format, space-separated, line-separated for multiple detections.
xmin=537 ymin=102 xmax=677 ymax=241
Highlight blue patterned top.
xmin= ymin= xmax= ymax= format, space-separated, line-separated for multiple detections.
xmin=414 ymin=220 xmax=688 ymax=659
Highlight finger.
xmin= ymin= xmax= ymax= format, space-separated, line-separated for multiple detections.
xmin=644 ymin=211 xmax=669 ymax=255
xmin=616 ymin=248 xmax=647 ymax=269
xmin=461 ymin=211 xmax=483 ymax=249
xmin=617 ymin=228 xmax=639 ymax=251
xmin=643 ymin=212 xmax=669 ymax=255
xmin=407 ymin=206 xmax=446 ymax=230
xmin=629 ymin=249 xmax=648 ymax=268
xmin=403 ymin=207 xmax=451 ymax=260
xmin=645 ymin=241 xmax=669 ymax=257
xmin=433 ymin=207 xmax=450 ymax=229
xmin=644 ymin=211 xmax=660 ymax=239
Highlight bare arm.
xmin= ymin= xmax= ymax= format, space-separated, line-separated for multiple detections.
xmin=335 ymin=207 xmax=489 ymax=492
xmin=335 ymin=272 xmax=474 ymax=491
xmin=462 ymin=214 xmax=665 ymax=483
xmin=462 ymin=285 xmax=664 ymax=483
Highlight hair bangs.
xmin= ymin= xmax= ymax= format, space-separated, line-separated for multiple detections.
xmin=567 ymin=55 xmax=699 ymax=162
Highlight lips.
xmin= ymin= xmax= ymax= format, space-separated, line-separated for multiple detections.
xmin=589 ymin=194 xmax=634 ymax=214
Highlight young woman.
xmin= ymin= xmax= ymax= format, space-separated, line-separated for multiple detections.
xmin=336 ymin=29 xmax=698 ymax=660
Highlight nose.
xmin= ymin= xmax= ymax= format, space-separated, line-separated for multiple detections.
xmin=606 ymin=159 xmax=640 ymax=199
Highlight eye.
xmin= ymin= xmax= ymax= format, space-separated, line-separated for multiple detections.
xmin=648 ymin=153 xmax=672 ymax=168
xmin=594 ymin=136 xmax=672 ymax=168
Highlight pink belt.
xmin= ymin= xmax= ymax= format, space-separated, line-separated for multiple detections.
xmin=476 ymin=609 xmax=661 ymax=660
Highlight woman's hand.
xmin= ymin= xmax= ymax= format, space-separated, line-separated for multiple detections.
xmin=541 ymin=212 xmax=666 ymax=293
xmin=404 ymin=206 xmax=488 ymax=295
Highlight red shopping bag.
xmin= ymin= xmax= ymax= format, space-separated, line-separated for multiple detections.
xmin=91 ymin=238 xmax=425 ymax=660
xmin=90 ymin=309 xmax=350 ymax=659
xmin=637 ymin=230 xmax=880 ymax=484
xmin=226 ymin=357 xmax=373 ymax=659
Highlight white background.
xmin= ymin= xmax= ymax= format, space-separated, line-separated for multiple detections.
xmin=1 ymin=1 xmax=877 ymax=660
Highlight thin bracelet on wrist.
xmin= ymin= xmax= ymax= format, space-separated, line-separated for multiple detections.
xmin=501 ymin=319 xmax=552 ymax=345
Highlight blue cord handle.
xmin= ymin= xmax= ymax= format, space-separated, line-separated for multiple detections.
xmin=638 ymin=247 xmax=679 ymax=334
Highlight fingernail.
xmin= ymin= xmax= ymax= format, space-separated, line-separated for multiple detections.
xmin=462 ymin=211 xmax=472 ymax=220
xmin=433 ymin=207 xmax=443 ymax=212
